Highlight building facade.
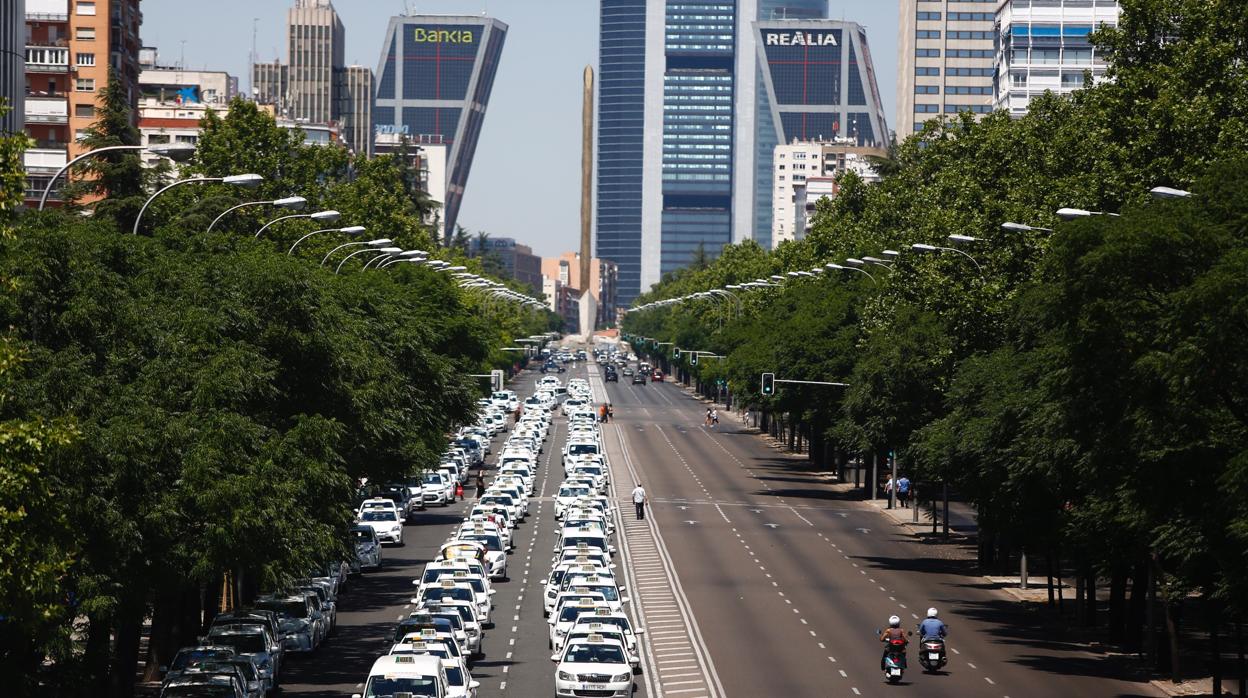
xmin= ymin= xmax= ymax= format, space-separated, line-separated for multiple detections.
xmin=22 ymin=0 xmax=142 ymax=205
xmin=374 ymin=15 xmax=508 ymax=243
xmin=338 ymin=64 xmax=372 ymax=157
xmin=897 ymin=0 xmax=1000 ymax=138
xmin=251 ymin=59 xmax=288 ymax=108
xmin=597 ymin=0 xmax=845 ymax=304
xmin=2 ymin=0 xmax=25 ymax=136
xmin=467 ymin=235 xmax=544 ymax=293
xmin=994 ymin=0 xmax=1119 ymax=115
xmin=754 ymin=19 xmax=889 ymax=246
xmin=771 ymin=138 xmax=884 ymax=244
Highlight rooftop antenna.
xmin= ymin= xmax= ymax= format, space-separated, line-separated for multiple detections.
xmin=248 ymin=17 xmax=258 ymax=96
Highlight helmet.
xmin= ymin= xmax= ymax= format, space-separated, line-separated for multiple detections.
xmin=888 ymin=615 xmax=901 ymax=627
xmin=927 ymin=608 xmax=939 ymax=618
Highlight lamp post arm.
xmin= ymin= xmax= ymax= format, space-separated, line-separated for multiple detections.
xmin=843 ymin=266 xmax=877 ymax=284
xmin=335 ymin=248 xmax=378 ymax=274
xmin=132 ymin=176 xmax=220 ymax=235
xmin=321 ymin=240 xmax=363 ymax=266
xmin=40 ymin=145 xmax=146 ymax=211
xmin=288 ymin=228 xmax=336 ymax=255
xmin=208 ymin=200 xmax=269 ymax=233
xmin=254 ymin=213 xmax=308 ymax=239
xmin=936 ymin=245 xmax=984 ymax=277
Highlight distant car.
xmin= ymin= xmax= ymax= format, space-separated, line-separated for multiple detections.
xmin=631 ymin=373 xmax=646 ymax=385
xmin=605 ymin=370 xmax=618 ymax=383
xmin=651 ymin=370 xmax=664 ymax=381
xmin=622 ymin=367 xmax=634 ymax=376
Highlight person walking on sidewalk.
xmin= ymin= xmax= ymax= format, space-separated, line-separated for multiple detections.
xmin=631 ymin=483 xmax=647 ymax=520
xmin=897 ymin=476 xmax=911 ymax=508
xmin=475 ymin=470 xmax=486 ymax=498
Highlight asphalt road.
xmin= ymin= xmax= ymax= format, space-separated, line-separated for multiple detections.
xmin=278 ymin=367 xmax=652 ymax=698
xmin=598 ymin=364 xmax=1165 ymax=698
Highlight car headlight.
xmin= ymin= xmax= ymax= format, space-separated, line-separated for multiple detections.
xmin=557 ymin=671 xmax=575 ymax=681
xmin=612 ymin=673 xmax=631 ymax=682
xmin=391 ymin=525 xmax=402 ymax=532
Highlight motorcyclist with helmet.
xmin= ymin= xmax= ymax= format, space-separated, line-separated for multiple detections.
xmin=879 ymin=615 xmax=908 ymax=670
xmin=918 ymin=607 xmax=948 ymax=641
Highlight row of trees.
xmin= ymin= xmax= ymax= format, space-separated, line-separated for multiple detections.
xmin=623 ymin=0 xmax=1248 ymax=683
xmin=0 ymin=89 xmax=556 ymax=696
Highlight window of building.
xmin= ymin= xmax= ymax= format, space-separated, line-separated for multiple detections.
xmin=74 ymin=103 xmax=95 ymax=118
xmin=1061 ymin=72 xmax=1085 ymax=88
xmin=916 ymin=48 xmax=941 ymax=57
xmin=916 ymin=67 xmax=941 ymax=76
xmin=916 ymin=11 xmax=941 ymax=20
xmin=76 ymin=52 xmax=95 ymax=66
xmin=76 ymin=1 xmax=96 ymax=15
xmin=945 ymin=85 xmax=994 ymax=95
xmin=947 ymin=12 xmax=994 ymax=20
xmin=915 ymin=104 xmax=940 ymax=113
xmin=76 ymin=27 xmax=95 ymax=40
xmin=1011 ymin=72 xmax=1027 ymax=87
xmin=74 ymin=78 xmax=94 ymax=92
xmin=175 ymin=135 xmax=197 ymax=144
xmin=946 ymin=104 xmax=993 ymax=114
xmin=946 ymin=49 xmax=994 ymax=58
xmin=915 ymin=30 xmax=941 ymax=39
xmin=915 ymin=85 xmax=940 ymax=94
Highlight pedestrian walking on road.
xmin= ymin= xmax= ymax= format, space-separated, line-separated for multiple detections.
xmin=883 ymin=475 xmax=894 ymax=506
xmin=608 ymin=403 xmax=615 ymax=421
xmin=705 ymin=408 xmax=713 ymax=427
xmin=897 ymin=476 xmax=911 ymax=508
xmin=632 ymin=483 xmax=647 ymax=520
xmin=475 ymin=470 xmax=486 ymax=498
xmin=711 ymin=409 xmax=719 ymax=427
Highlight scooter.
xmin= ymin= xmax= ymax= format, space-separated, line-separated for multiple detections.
xmin=882 ymin=637 xmax=908 ymax=684
xmin=918 ymin=636 xmax=948 ymax=673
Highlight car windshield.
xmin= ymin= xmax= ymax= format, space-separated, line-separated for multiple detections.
xmin=583 ymin=585 xmax=619 ymax=601
xmin=482 ymin=496 xmax=513 ymax=506
xmin=422 ymin=568 xmax=461 ymax=583
xmin=208 ymin=633 xmax=267 ymax=654
xmin=559 ymin=487 xmax=589 ymax=498
xmin=225 ymin=660 xmax=258 ymax=680
xmin=430 ymin=613 xmax=463 ymax=630
xmin=568 ymin=444 xmax=598 ymax=455
xmin=362 ymin=511 xmax=397 ymax=522
xmin=445 ymin=665 xmax=465 ymax=685
xmin=255 ymin=600 xmax=307 ymax=619
xmin=423 ymin=587 xmax=473 ymax=602
xmin=394 ymin=647 xmax=450 ymax=659
xmin=423 ymin=473 xmax=444 ymax=484
xmin=561 ymin=537 xmax=606 ymax=550
xmin=564 ymin=644 xmax=626 ymax=664
xmin=558 ymin=606 xmax=596 ymax=622
xmin=365 ymin=676 xmax=438 ymax=697
xmin=583 ymin=616 xmax=628 ymax=632
xmin=460 ymin=534 xmax=501 ymax=552
xmin=170 ymin=649 xmax=233 ymax=671
xmin=352 ymin=528 xmax=376 ymax=542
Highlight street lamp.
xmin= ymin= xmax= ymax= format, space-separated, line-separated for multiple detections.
xmin=287 ymin=225 xmax=365 ymax=255
xmin=1056 ymin=207 xmax=1120 ymax=220
xmin=39 ymin=142 xmax=196 ymax=210
xmin=1150 ymin=186 xmax=1192 ymax=200
xmin=1001 ymin=221 xmax=1053 ymax=233
xmin=207 ymin=195 xmax=307 ymax=233
xmin=132 ymin=173 xmax=263 ymax=235
xmin=336 ymin=246 xmax=401 ymax=274
xmin=254 ymin=209 xmax=341 ymax=238
xmin=319 ymin=238 xmax=393 ymax=266
xmin=947 ymin=234 xmax=979 ymax=243
xmin=830 ymin=262 xmax=876 ymax=284
xmin=364 ymin=248 xmax=420 ymax=269
xmin=379 ymin=250 xmax=428 ymax=268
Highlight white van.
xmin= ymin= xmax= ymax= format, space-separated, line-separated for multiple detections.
xmin=356 ymin=654 xmax=448 ymax=698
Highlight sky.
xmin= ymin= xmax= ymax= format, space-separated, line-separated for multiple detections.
xmin=141 ymin=0 xmax=899 ymax=257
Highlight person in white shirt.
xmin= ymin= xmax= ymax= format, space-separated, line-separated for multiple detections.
xmin=631 ymin=484 xmax=647 ymax=520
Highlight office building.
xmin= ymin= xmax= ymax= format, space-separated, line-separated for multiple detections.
xmin=467 ymin=236 xmax=544 ymax=293
xmin=771 ymin=137 xmax=884 ymax=244
xmin=251 ymin=0 xmax=373 ymax=157
xmin=994 ymin=0 xmax=1119 ymax=115
xmin=138 ymin=48 xmax=236 ymax=106
xmin=542 ymin=252 xmax=618 ymax=330
xmin=754 ymin=18 xmax=889 ymax=246
xmin=22 ymin=0 xmax=143 ymax=205
xmin=897 ymin=0 xmax=1000 ymax=137
xmin=596 ymin=0 xmax=835 ymax=304
xmin=373 ymin=15 xmax=508 ymax=243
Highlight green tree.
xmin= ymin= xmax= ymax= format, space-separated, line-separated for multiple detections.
xmin=0 ymin=99 xmax=28 ymax=212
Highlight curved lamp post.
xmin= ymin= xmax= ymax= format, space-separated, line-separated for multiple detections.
xmin=336 ymin=246 xmax=401 ymax=274
xmin=207 ymin=195 xmax=307 ymax=233
xmin=254 ymin=209 xmax=340 ymax=238
xmin=1150 ymin=186 xmax=1192 ymax=200
xmin=1001 ymin=221 xmax=1053 ymax=233
xmin=319 ymin=238 xmax=393 ymax=266
xmin=132 ymin=173 xmax=263 ymax=235
xmin=828 ymin=262 xmax=877 ymax=284
xmin=287 ymin=225 xmax=365 ymax=255
xmin=363 ymin=248 xmax=419 ymax=270
xmin=379 ymin=250 xmax=428 ymax=268
xmin=1056 ymin=207 xmax=1120 ymax=220
xmin=911 ymin=242 xmax=983 ymax=277
xmin=40 ymin=143 xmax=196 ymax=210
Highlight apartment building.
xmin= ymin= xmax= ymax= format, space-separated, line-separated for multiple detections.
xmin=897 ymin=0 xmax=1000 ymax=137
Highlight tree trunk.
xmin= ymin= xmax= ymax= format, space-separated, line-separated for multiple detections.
xmin=1128 ymin=561 xmax=1149 ymax=654
xmin=84 ymin=612 xmax=113 ymax=688
xmin=1084 ymin=567 xmax=1097 ymax=627
xmin=1109 ymin=568 xmax=1127 ymax=643
xmin=1212 ymin=607 xmax=1221 ymax=697
xmin=144 ymin=584 xmax=180 ymax=682
xmin=110 ymin=590 xmax=146 ymax=698
xmin=1046 ymin=551 xmax=1055 ymax=607
xmin=1163 ymin=596 xmax=1181 ymax=683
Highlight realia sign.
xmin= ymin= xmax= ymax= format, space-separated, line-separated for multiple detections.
xmin=764 ymin=31 xmax=839 ymax=47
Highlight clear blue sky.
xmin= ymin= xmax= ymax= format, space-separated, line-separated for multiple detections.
xmin=141 ymin=0 xmax=898 ymax=257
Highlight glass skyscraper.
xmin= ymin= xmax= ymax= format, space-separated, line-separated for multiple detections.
xmin=597 ymin=0 xmax=831 ymax=303
xmin=374 ymin=15 xmax=507 ymax=242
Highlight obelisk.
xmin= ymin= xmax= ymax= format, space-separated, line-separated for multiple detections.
xmin=577 ymin=65 xmax=597 ymax=338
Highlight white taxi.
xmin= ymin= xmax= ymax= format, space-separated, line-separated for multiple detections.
xmin=554 ymin=635 xmax=634 ymax=698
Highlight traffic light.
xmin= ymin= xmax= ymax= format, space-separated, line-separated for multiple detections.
xmin=761 ymin=372 xmax=775 ymax=395
xmin=690 ymin=352 xmax=699 ymax=366
xmin=673 ymin=347 xmax=681 ymax=359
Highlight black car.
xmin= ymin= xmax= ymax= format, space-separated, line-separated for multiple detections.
xmin=632 ymin=373 xmax=646 ymax=385
xmin=604 ymin=367 xmax=619 ymax=383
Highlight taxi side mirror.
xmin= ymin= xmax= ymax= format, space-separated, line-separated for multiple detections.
xmin=352 ymin=694 xmax=363 ymax=698
xmin=634 ymin=628 xmax=645 ymax=635
xmin=547 ymin=618 xmax=556 ymax=625
xmin=412 ymin=580 xmax=421 ymax=585
xmin=550 ymin=653 xmax=560 ymax=661
xmin=621 ymin=597 xmax=631 ymax=604
xmin=488 ymin=589 xmax=497 ymax=595
xmin=469 ymin=681 xmax=480 ymax=689
xmin=410 ymin=598 xmax=419 ymax=604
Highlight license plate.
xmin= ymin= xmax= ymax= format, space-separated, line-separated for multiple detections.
xmin=890 ymin=668 xmax=901 ymax=676
xmin=583 ymin=684 xmax=607 ymax=690
xmin=929 ymin=652 xmax=941 ymax=661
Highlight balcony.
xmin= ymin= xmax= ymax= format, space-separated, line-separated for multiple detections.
xmin=25 ymin=46 xmax=70 ymax=73
xmin=26 ymin=0 xmax=69 ymax=21
xmin=25 ymin=97 xmax=68 ymax=124
xmin=24 ymin=147 xmax=69 ymax=173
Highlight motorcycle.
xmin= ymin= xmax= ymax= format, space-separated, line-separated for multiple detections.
xmin=918 ymin=636 xmax=948 ymax=673
xmin=877 ymin=631 xmax=911 ymax=684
